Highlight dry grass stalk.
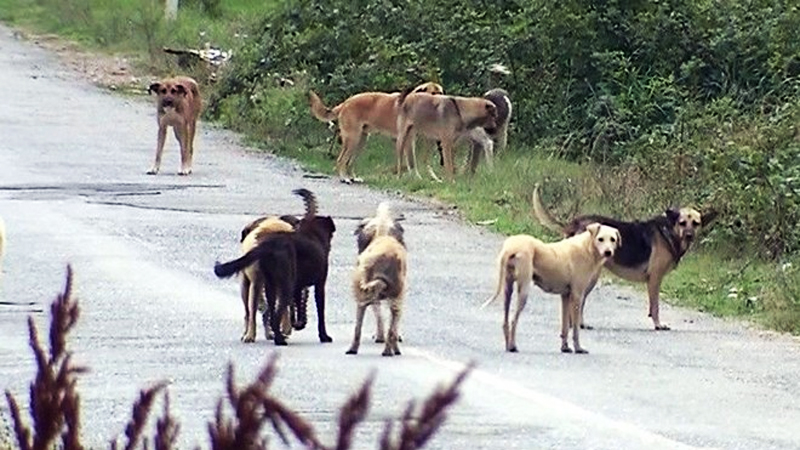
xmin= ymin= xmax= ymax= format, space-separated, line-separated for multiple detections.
xmin=3 ymin=266 xmax=470 ymax=450
xmin=4 ymin=265 xmax=87 ymax=450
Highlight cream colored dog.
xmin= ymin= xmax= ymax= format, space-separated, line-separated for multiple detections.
xmin=483 ymin=223 xmax=621 ymax=354
xmin=347 ymin=202 xmax=408 ymax=356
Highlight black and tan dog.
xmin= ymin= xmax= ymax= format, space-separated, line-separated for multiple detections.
xmin=396 ymin=91 xmax=497 ymax=181
xmin=347 ymin=202 xmax=408 ymax=356
xmin=214 ymin=189 xmax=336 ymax=345
xmin=309 ymin=82 xmax=444 ymax=184
xmin=532 ymin=183 xmax=718 ymax=330
xmin=482 ymin=223 xmax=621 ymax=354
xmin=147 ymin=76 xmax=202 ymax=175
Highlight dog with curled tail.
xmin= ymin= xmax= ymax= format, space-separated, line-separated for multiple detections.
xmin=347 ymin=202 xmax=408 ymax=356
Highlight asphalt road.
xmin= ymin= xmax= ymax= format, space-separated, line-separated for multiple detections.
xmin=1 ymin=27 xmax=799 ymax=450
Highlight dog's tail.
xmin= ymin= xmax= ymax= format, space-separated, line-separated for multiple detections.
xmin=481 ymin=250 xmax=512 ymax=309
xmin=398 ymin=85 xmax=417 ymax=106
xmin=308 ymin=90 xmax=339 ymax=122
xmin=293 ymin=188 xmax=318 ymax=221
xmin=214 ymin=247 xmax=262 ymax=279
xmin=532 ymin=183 xmax=565 ymax=234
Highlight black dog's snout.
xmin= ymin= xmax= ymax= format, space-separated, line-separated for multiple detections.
xmin=484 ymin=126 xmax=497 ymax=135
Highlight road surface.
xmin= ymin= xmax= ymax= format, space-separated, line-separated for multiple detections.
xmin=1 ymin=26 xmax=799 ymax=450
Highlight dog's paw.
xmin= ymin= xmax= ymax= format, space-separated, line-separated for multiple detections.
xmin=345 ymin=348 xmax=358 ymax=355
xmin=574 ymin=348 xmax=589 ymax=354
xmin=654 ymin=324 xmax=671 ymax=331
xmin=178 ymin=170 xmax=192 ymax=176
xmin=146 ymin=168 xmax=159 ymax=175
xmin=580 ymin=324 xmax=594 ymax=330
xmin=241 ymin=334 xmax=256 ymax=343
xmin=381 ymin=349 xmax=395 ymax=357
xmin=393 ymin=349 xmax=401 ymax=356
xmin=506 ymin=346 xmax=518 ymax=353
xmin=373 ymin=335 xmax=386 ymax=344
xmin=319 ymin=334 xmax=333 ymax=343
xmin=561 ymin=345 xmax=573 ymax=353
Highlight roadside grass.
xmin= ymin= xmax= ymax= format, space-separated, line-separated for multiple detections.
xmin=1 ymin=0 xmax=798 ymax=335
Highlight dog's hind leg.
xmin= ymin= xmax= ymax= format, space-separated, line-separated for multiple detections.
xmin=502 ymin=277 xmax=515 ymax=351
xmin=560 ymin=293 xmax=573 ymax=353
xmin=372 ymin=303 xmax=386 ymax=343
xmin=346 ymin=304 xmax=368 ymax=355
xmin=507 ymin=284 xmax=529 ymax=353
xmin=384 ymin=301 xmax=403 ymax=356
xmin=240 ymin=275 xmax=251 ymax=341
xmin=314 ymin=282 xmax=333 ymax=343
xmin=244 ymin=277 xmax=263 ymax=342
xmin=569 ymin=292 xmax=588 ymax=354
xmin=147 ymin=126 xmax=168 ymax=175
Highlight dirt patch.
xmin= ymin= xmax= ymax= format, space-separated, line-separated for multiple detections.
xmin=10 ymin=28 xmax=152 ymax=94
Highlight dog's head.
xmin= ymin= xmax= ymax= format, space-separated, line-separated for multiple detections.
xmin=354 ymin=203 xmax=405 ymax=253
xmin=465 ymin=99 xmax=498 ymax=134
xmin=586 ymin=223 xmax=621 ymax=259
xmin=149 ymin=79 xmax=190 ymax=109
xmin=665 ymin=207 xmax=717 ymax=249
xmin=412 ymin=82 xmax=444 ymax=96
xmin=301 ymin=216 xmax=337 ymax=253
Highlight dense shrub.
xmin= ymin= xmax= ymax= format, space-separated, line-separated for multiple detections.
xmin=207 ymin=0 xmax=800 ymax=258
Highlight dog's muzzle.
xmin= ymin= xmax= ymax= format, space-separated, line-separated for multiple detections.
xmin=161 ymin=98 xmax=174 ymax=108
xmin=603 ymin=250 xmax=613 ymax=258
xmin=484 ymin=126 xmax=497 ymax=135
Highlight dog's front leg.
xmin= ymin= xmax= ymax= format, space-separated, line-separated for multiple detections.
xmin=579 ymin=273 xmax=601 ymax=330
xmin=570 ymin=292 xmax=588 ymax=354
xmin=314 ymin=282 xmax=333 ymax=343
xmin=174 ymin=125 xmax=191 ymax=175
xmin=647 ymin=274 xmax=670 ymax=330
xmin=346 ymin=304 xmax=367 ymax=355
xmin=147 ymin=125 xmax=168 ymax=175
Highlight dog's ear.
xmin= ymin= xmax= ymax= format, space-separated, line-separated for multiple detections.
xmin=665 ymin=208 xmax=680 ymax=224
xmin=148 ymin=83 xmax=161 ymax=95
xmin=586 ymin=222 xmax=601 ymax=237
xmin=615 ymin=229 xmax=622 ymax=248
xmin=701 ymin=208 xmax=719 ymax=228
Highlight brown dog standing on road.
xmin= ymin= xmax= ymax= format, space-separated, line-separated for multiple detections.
xmin=309 ymin=82 xmax=444 ymax=184
xmin=396 ymin=92 xmax=497 ymax=180
xmin=482 ymin=223 xmax=621 ymax=354
xmin=532 ymin=183 xmax=717 ymax=330
xmin=147 ymin=76 xmax=202 ymax=175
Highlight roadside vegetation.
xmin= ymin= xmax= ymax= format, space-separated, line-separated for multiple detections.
xmin=0 ymin=0 xmax=798 ymax=333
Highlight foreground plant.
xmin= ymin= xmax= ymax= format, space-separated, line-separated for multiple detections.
xmin=4 ymin=266 xmax=471 ymax=449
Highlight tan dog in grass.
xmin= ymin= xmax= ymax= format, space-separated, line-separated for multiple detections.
xmin=309 ymin=82 xmax=444 ymax=184
xmin=482 ymin=223 xmax=621 ymax=354
xmin=239 ymin=217 xmax=295 ymax=343
xmin=147 ymin=76 xmax=202 ymax=175
xmin=347 ymin=202 xmax=408 ymax=356
xmin=395 ymin=91 xmax=497 ymax=181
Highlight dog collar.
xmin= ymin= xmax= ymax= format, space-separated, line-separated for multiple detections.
xmin=657 ymin=224 xmax=686 ymax=264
